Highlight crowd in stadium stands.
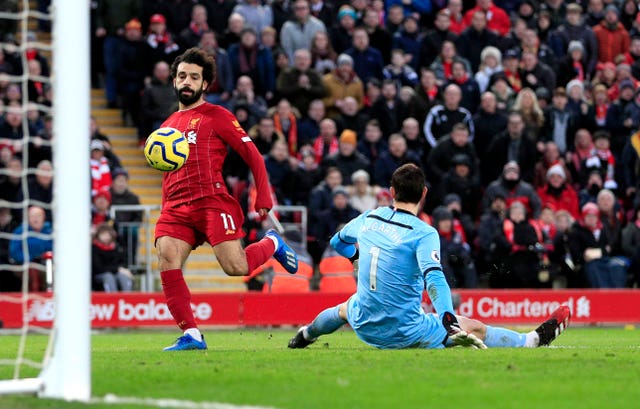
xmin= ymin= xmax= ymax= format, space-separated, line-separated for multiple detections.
xmin=3 ymin=0 xmax=640 ymax=291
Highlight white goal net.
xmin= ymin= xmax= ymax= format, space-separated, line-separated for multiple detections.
xmin=0 ymin=0 xmax=90 ymax=401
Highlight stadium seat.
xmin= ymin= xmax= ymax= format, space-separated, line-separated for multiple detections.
xmin=259 ymin=258 xmax=311 ymax=293
xmin=318 ymin=256 xmax=356 ymax=293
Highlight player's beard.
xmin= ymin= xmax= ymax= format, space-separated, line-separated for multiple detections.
xmin=176 ymin=86 xmax=203 ymax=106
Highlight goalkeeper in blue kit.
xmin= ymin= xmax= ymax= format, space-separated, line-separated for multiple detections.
xmin=289 ymin=164 xmax=570 ymax=350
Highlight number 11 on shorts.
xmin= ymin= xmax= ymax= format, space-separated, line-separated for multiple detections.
xmin=220 ymin=213 xmax=236 ymax=232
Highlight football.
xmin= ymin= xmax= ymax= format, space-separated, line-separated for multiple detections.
xmin=143 ymin=127 xmax=189 ymax=172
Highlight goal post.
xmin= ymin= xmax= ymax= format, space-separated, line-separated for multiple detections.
xmin=0 ymin=0 xmax=91 ymax=401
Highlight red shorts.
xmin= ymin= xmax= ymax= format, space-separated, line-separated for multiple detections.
xmin=155 ymin=195 xmax=246 ymax=248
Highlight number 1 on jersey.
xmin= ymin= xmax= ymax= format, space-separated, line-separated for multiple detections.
xmin=369 ymin=246 xmax=380 ymax=291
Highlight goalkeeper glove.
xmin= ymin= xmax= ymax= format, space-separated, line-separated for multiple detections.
xmin=442 ymin=311 xmax=487 ymax=349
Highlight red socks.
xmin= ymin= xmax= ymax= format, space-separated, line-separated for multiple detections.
xmin=160 ymin=269 xmax=197 ymax=330
xmin=245 ymin=237 xmax=276 ymax=273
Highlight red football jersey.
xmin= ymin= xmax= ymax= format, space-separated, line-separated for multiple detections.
xmin=160 ymin=103 xmax=272 ymax=211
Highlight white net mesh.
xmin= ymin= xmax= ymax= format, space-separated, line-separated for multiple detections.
xmin=0 ymin=0 xmax=54 ymax=382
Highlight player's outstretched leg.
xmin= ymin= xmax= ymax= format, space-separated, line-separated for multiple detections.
xmin=288 ymin=326 xmax=317 ymax=349
xmin=288 ymin=305 xmax=346 ymax=348
xmin=265 ymin=229 xmax=298 ymax=274
xmin=535 ymin=305 xmax=571 ymax=346
xmin=163 ymin=333 xmax=208 ymax=351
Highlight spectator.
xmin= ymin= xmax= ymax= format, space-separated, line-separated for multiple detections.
xmin=568 ymin=202 xmax=627 ymax=287
xmin=373 ymin=133 xmax=420 ymax=187
xmin=606 ymin=77 xmax=635 ymax=158
xmin=308 ymin=0 xmax=334 ymax=29
xmin=473 ymin=91 xmax=508 ymax=163
xmin=347 ymin=169 xmax=377 ymax=213
xmin=622 ymin=129 xmax=640 ymax=202
xmin=321 ymin=129 xmax=370 ymax=185
xmin=594 ymin=5 xmax=630 ymax=64
xmin=429 ymin=40 xmax=472 ymax=86
xmin=232 ymin=0 xmax=273 ymax=40
xmin=178 ymin=4 xmax=210 ymax=49
xmin=542 ymin=87 xmax=577 ymax=157
xmin=8 ymin=206 xmax=52 ymax=291
xmin=566 ymin=79 xmax=597 ymax=132
xmin=218 ymin=12 xmax=245 ymax=50
xmin=90 ymin=140 xmax=112 ymax=198
xmin=585 ymin=0 xmax=606 ymax=27
xmin=290 ymin=146 xmax=322 ymax=206
xmin=482 ymin=160 xmax=542 ymax=218
xmin=145 ymin=13 xmax=181 ymax=66
xmin=276 ymin=48 xmax=326 ymax=118
xmin=457 ymin=10 xmax=501 ymax=73
xmin=369 ymin=79 xmax=408 ymax=139
xmin=537 ymin=164 xmax=581 ymax=219
xmin=91 ymin=223 xmax=133 ymax=292
xmin=322 ymin=53 xmax=364 ymax=119
xmin=621 ymin=203 xmax=640 ymax=287
xmin=362 ymin=6 xmax=393 ymax=65
xmin=22 ymin=160 xmax=53 ymax=221
xmin=593 ymin=83 xmax=610 ymax=130
xmin=312 ymin=118 xmax=339 ymax=164
xmin=427 ymin=123 xmax=479 ymax=187
xmin=0 ymin=157 xmax=22 ymax=218
xmin=383 ymin=48 xmax=418 ymax=90
xmin=551 ymin=3 xmax=599 ymax=76
xmin=475 ymin=46 xmax=503 ymax=93
xmin=89 ymin=117 xmax=121 ymax=173
xmin=401 ymin=117 xmax=426 ymax=162
xmin=476 ymin=191 xmax=507 ymax=274
xmin=437 ymin=154 xmax=484 ymax=221
xmin=578 ymin=170 xmax=604 ymax=208
xmin=423 ymin=83 xmax=474 ymax=149
xmin=447 ymin=61 xmax=481 ymax=114
xmin=280 ymin=0 xmax=326 ymax=62
xmin=520 ymin=27 xmax=558 ymax=73
xmin=28 ymin=114 xmax=52 ymax=169
xmin=557 ymin=41 xmax=589 ymax=87
xmin=0 ymin=205 xmax=20 ymax=291
xmin=298 ymin=99 xmax=326 ymax=147
xmin=117 ymin=18 xmax=148 ymax=128
xmin=463 ymin=0 xmax=511 ymax=37
xmin=248 ymin=116 xmax=284 ymax=155
xmin=591 ymin=130 xmax=619 ymax=190
xmin=91 ymin=188 xmax=113 ymax=233
xmin=140 ymin=61 xmax=177 ymax=143
xmin=263 ymin=139 xmax=294 ymax=201
xmin=307 ymin=167 xmax=342 ymax=257
xmin=345 ymin=26 xmax=385 ymax=84
xmin=310 ymin=30 xmax=337 ymax=75
xmin=110 ymin=168 xmax=142 ymax=266
xmin=432 ymin=206 xmax=478 ymax=289
xmin=199 ymin=31 xmax=234 ymax=106
xmin=357 ymin=119 xmax=388 ymax=178
xmin=597 ymin=188 xmax=626 ymax=253
xmin=94 ymin=0 xmax=140 ymax=108
xmin=391 ymin=15 xmax=422 ymax=70
xmin=512 ymin=87 xmax=546 ymax=143
xmin=271 ymin=98 xmax=301 ymax=156
xmin=419 ymin=9 xmax=458 ymax=69
xmin=330 ymin=5 xmax=358 ymax=56
xmin=227 ymin=76 xmax=268 ymax=125
xmin=0 ymin=104 xmax=36 ymax=157
xmin=334 ymin=96 xmax=369 ymax=137
xmin=205 ymin=0 xmax=237 ymax=38
xmin=228 ymin=27 xmax=275 ymax=100
xmin=534 ymin=141 xmax=573 ymax=189
xmin=313 ymin=185 xmax=360 ymax=262
xmin=490 ymin=201 xmax=548 ymax=288
xmin=520 ymin=50 xmax=557 ymax=96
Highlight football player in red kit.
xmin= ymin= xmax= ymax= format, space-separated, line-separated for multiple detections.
xmin=157 ymin=48 xmax=299 ymax=351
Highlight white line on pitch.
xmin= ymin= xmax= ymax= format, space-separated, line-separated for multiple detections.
xmin=92 ymin=394 xmax=279 ymax=409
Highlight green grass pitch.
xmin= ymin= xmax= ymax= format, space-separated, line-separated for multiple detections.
xmin=0 ymin=327 xmax=638 ymax=409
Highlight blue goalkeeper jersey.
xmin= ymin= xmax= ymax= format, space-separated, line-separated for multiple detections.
xmin=330 ymin=206 xmax=454 ymax=348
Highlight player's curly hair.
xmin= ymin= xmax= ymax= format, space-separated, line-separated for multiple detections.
xmin=391 ymin=163 xmax=425 ymax=204
xmin=170 ymin=47 xmax=216 ymax=85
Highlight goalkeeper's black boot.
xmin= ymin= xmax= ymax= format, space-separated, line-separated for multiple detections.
xmin=535 ymin=305 xmax=571 ymax=346
xmin=288 ymin=326 xmax=316 ymax=349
